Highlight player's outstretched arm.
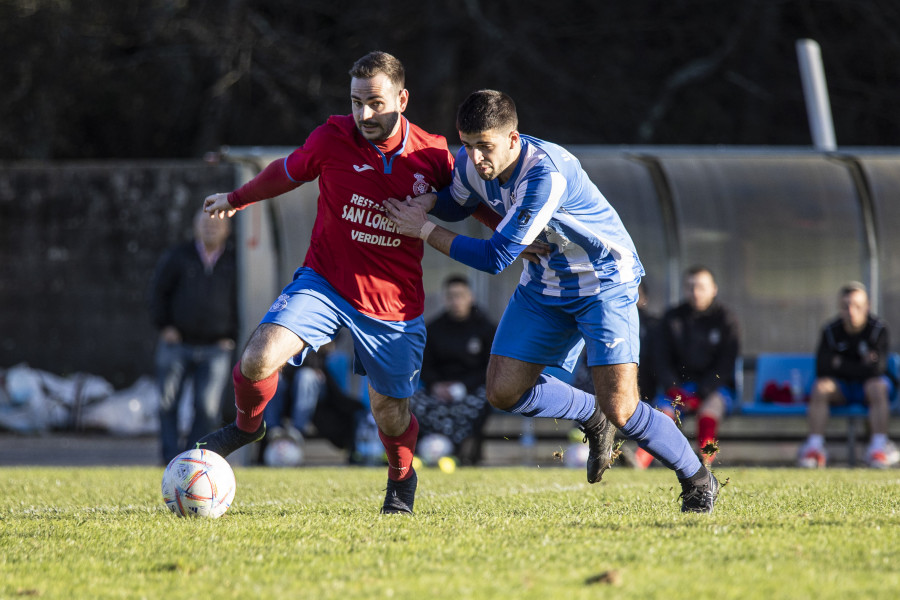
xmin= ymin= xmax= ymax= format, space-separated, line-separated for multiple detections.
xmin=204 ymin=193 xmax=238 ymax=219
xmin=419 ymin=191 xmax=546 ymax=261
xmin=384 ymin=197 xmax=541 ymax=274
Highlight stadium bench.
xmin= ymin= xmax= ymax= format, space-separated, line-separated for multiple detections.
xmin=739 ymin=352 xmax=900 ymax=465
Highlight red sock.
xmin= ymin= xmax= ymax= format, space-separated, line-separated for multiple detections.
xmin=232 ymin=363 xmax=279 ymax=433
xmin=379 ymin=413 xmax=419 ymax=481
xmin=698 ymin=415 xmax=718 ymax=449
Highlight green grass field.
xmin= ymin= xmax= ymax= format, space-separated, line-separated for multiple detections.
xmin=1 ymin=465 xmax=898 ymax=599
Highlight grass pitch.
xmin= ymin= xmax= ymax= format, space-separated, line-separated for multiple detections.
xmin=1 ymin=465 xmax=898 ymax=599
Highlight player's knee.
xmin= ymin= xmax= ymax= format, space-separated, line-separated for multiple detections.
xmin=238 ymin=349 xmax=276 ymax=381
xmin=810 ymin=378 xmax=836 ymax=402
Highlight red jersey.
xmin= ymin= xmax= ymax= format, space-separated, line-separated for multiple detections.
xmin=229 ymin=115 xmax=453 ymax=321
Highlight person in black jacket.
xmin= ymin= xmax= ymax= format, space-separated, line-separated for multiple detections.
xmin=798 ymin=282 xmax=898 ymax=468
xmin=655 ymin=266 xmax=740 ymax=465
xmin=149 ymin=210 xmax=238 ymax=464
xmin=409 ymin=274 xmax=496 ymax=465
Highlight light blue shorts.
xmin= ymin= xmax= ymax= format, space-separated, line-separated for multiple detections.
xmin=491 ymin=279 xmax=640 ymax=372
xmin=260 ymin=267 xmax=426 ymax=399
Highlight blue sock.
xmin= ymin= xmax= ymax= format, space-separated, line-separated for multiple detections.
xmin=507 ymin=374 xmax=596 ymax=423
xmin=620 ymin=401 xmax=701 ymax=479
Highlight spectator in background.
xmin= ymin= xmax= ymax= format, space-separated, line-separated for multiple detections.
xmin=260 ymin=343 xmax=365 ymax=466
xmin=798 ymin=282 xmax=898 ymax=468
xmin=149 ymin=209 xmax=237 ymax=464
xmin=655 ymin=266 xmax=740 ymax=466
xmin=410 ymin=274 xmax=496 ymax=465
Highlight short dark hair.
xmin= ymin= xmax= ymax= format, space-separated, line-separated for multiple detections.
xmin=349 ymin=51 xmax=405 ymax=90
xmin=456 ymin=89 xmax=518 ymax=134
xmin=443 ymin=274 xmax=470 ymax=289
xmin=685 ymin=265 xmax=715 ymax=281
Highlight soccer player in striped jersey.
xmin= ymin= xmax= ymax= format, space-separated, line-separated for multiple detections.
xmin=385 ymin=90 xmax=719 ymax=513
xmin=196 ymin=52 xmax=494 ymax=515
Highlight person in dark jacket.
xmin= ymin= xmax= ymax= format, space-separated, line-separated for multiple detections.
xmin=409 ymin=274 xmax=496 ymax=465
xmin=149 ymin=210 xmax=237 ymax=464
xmin=655 ymin=266 xmax=740 ymax=465
xmin=798 ymin=281 xmax=898 ymax=468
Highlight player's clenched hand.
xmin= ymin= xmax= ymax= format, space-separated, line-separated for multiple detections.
xmin=203 ymin=193 xmax=237 ymax=219
xmin=383 ymin=197 xmax=427 ymax=238
xmin=520 ymin=240 xmax=551 ymax=265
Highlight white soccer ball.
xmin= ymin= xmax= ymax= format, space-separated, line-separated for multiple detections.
xmin=417 ymin=433 xmax=454 ymax=466
xmin=161 ymin=448 xmax=236 ymax=518
xmin=263 ymin=437 xmax=304 ymax=467
xmin=563 ymin=442 xmax=590 ymax=469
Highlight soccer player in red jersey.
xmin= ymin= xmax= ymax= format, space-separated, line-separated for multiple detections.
xmin=197 ymin=51 xmax=472 ymax=514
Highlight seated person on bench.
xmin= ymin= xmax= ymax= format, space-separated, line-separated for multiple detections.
xmin=654 ymin=266 xmax=740 ymax=466
xmin=798 ymin=281 xmax=898 ymax=469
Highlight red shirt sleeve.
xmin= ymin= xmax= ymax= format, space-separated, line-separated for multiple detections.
xmin=472 ymin=203 xmax=503 ymax=230
xmin=227 ymin=157 xmax=301 ymax=209
xmin=227 ymin=124 xmax=331 ymax=209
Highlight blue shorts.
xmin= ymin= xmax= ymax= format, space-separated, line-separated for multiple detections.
xmin=837 ymin=376 xmax=895 ymax=405
xmin=491 ymin=279 xmax=640 ymax=372
xmin=653 ymin=382 xmax=737 ymax=414
xmin=260 ymin=267 xmax=426 ymax=399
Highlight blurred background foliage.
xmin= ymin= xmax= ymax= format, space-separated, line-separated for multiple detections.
xmin=1 ymin=0 xmax=898 ymax=160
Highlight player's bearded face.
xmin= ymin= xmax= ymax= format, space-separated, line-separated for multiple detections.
xmin=459 ymin=129 xmax=519 ymax=183
xmin=351 ymin=74 xmax=407 ymax=142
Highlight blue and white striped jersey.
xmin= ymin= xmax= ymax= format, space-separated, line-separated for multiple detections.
xmin=447 ymin=135 xmax=644 ymax=296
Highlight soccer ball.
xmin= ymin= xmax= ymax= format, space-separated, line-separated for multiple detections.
xmin=417 ymin=433 xmax=454 ymax=466
xmin=161 ymin=448 xmax=236 ymax=518
xmin=262 ymin=436 xmax=304 ymax=467
xmin=563 ymin=441 xmax=590 ymax=469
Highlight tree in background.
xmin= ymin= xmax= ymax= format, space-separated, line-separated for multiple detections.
xmin=1 ymin=0 xmax=898 ymax=160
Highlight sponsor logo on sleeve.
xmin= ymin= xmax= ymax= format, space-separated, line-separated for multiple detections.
xmin=517 ymin=210 xmax=532 ymax=226
xmin=268 ymin=294 xmax=289 ymax=313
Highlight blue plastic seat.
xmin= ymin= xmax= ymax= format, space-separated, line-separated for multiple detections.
xmin=740 ymin=352 xmax=899 ymax=465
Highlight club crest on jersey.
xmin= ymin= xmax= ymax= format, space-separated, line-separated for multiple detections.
xmin=517 ymin=210 xmax=532 ymax=226
xmin=412 ymin=173 xmax=429 ymax=196
xmin=268 ymin=294 xmax=289 ymax=313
